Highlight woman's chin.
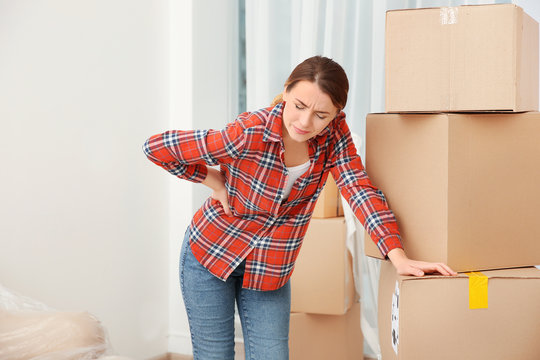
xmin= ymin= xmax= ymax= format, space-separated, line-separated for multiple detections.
xmin=291 ymin=133 xmax=310 ymax=142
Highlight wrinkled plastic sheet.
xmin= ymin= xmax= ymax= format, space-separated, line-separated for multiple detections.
xmin=0 ymin=284 xmax=115 ymax=360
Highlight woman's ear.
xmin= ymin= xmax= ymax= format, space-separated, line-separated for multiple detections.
xmin=281 ymin=87 xmax=288 ymax=102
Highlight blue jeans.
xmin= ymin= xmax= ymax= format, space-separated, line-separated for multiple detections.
xmin=179 ymin=228 xmax=291 ymax=360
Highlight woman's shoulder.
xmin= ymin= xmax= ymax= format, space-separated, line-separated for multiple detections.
xmin=331 ymin=111 xmax=350 ymax=136
xmin=230 ymin=106 xmax=277 ymax=133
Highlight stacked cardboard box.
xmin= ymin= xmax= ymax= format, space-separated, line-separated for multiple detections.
xmin=363 ymin=112 xmax=540 ymax=271
xmin=290 ymin=302 xmax=363 ymax=360
xmin=288 ymin=177 xmax=362 ymax=359
xmin=312 ymin=173 xmax=344 ymax=218
xmin=364 ymin=4 xmax=540 ymax=359
xmin=378 ymin=261 xmax=540 ymax=360
xmin=385 ymin=4 xmax=538 ymax=112
xmin=290 ymin=217 xmax=355 ymax=315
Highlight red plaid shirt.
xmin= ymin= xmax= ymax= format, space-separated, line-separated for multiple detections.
xmin=143 ymin=103 xmax=402 ymax=291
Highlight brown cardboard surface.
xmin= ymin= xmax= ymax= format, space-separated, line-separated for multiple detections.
xmin=289 ymin=302 xmax=363 ymax=360
xmin=364 ymin=112 xmax=540 ymax=272
xmin=378 ymin=261 xmax=540 ymax=360
xmin=385 ymin=4 xmax=539 ymax=112
xmin=313 ymin=173 xmax=344 ymax=218
xmin=291 ymin=217 xmax=356 ymax=315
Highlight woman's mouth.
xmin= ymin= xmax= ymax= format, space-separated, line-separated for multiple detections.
xmin=293 ymin=125 xmax=310 ymax=135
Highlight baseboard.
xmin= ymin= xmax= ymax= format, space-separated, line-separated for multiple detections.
xmin=147 ymin=354 xmax=169 ymax=360
xmin=148 ymin=354 xmax=192 ymax=360
xmin=168 ymin=354 xmax=192 ymax=360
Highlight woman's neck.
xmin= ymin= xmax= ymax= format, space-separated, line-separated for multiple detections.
xmin=282 ymin=131 xmax=309 ymax=167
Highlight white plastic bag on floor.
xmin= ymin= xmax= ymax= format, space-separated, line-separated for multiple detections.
xmin=0 ymin=284 xmax=111 ymax=360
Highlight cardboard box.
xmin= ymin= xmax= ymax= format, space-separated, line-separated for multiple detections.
xmin=313 ymin=173 xmax=344 ymax=218
xmin=289 ymin=302 xmax=363 ymax=360
xmin=378 ymin=261 xmax=540 ymax=360
xmin=386 ymin=4 xmax=538 ymax=112
xmin=364 ymin=112 xmax=540 ymax=272
xmin=291 ymin=217 xmax=356 ymax=315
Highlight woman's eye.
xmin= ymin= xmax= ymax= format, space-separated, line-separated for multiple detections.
xmin=316 ymin=114 xmax=325 ymax=119
xmin=295 ymin=104 xmax=304 ymax=110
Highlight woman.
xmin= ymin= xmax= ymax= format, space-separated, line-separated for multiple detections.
xmin=143 ymin=56 xmax=456 ymax=359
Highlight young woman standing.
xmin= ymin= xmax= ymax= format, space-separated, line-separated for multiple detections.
xmin=143 ymin=56 xmax=456 ymax=359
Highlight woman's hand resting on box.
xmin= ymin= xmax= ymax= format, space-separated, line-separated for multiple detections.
xmin=387 ymin=248 xmax=457 ymax=276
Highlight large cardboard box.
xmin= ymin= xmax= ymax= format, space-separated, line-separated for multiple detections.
xmin=364 ymin=112 xmax=540 ymax=271
xmin=289 ymin=302 xmax=363 ymax=360
xmin=313 ymin=173 xmax=344 ymax=218
xmin=291 ymin=217 xmax=356 ymax=315
xmin=386 ymin=4 xmax=539 ymax=112
xmin=378 ymin=261 xmax=540 ymax=360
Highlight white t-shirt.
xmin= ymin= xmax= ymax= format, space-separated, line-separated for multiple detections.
xmin=282 ymin=160 xmax=311 ymax=199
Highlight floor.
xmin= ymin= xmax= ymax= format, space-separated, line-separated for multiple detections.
xmin=169 ymin=354 xmax=375 ymax=360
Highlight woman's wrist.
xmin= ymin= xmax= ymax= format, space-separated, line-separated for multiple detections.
xmin=387 ymin=247 xmax=408 ymax=267
xmin=201 ymin=167 xmax=225 ymax=191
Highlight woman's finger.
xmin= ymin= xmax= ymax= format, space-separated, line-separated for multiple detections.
xmin=441 ymin=263 xmax=458 ymax=276
xmin=410 ymin=266 xmax=424 ymax=277
xmin=435 ymin=264 xmax=451 ymax=276
xmin=398 ymin=264 xmax=424 ymax=277
xmin=221 ymin=199 xmax=232 ymax=216
xmin=421 ymin=262 xmax=455 ymax=276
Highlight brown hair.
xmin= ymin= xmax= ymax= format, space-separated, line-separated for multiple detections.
xmin=271 ymin=56 xmax=349 ymax=110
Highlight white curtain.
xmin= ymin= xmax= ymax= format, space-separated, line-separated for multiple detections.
xmin=245 ymin=0 xmax=508 ymax=358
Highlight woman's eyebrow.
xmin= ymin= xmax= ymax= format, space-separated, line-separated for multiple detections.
xmin=295 ymin=98 xmax=330 ymax=114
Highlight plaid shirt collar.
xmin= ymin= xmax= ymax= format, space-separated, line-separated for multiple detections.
xmin=263 ymin=102 xmax=335 ymax=145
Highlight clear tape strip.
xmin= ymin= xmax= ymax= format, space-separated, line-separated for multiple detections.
xmin=440 ymin=7 xmax=459 ymax=25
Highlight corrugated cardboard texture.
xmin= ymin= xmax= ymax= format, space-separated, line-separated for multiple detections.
xmin=378 ymin=261 xmax=540 ymax=360
xmin=385 ymin=4 xmax=539 ymax=112
xmin=364 ymin=113 xmax=449 ymax=263
xmin=364 ymin=112 xmax=540 ymax=271
xmin=313 ymin=173 xmax=344 ymax=218
xmin=289 ymin=302 xmax=363 ymax=360
xmin=290 ymin=217 xmax=356 ymax=315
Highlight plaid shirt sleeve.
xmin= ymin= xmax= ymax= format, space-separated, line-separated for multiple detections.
xmin=330 ymin=115 xmax=403 ymax=257
xmin=142 ymin=119 xmax=247 ymax=183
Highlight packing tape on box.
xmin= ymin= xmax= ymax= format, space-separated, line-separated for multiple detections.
xmin=466 ymin=272 xmax=488 ymax=309
xmin=440 ymin=7 xmax=458 ymax=25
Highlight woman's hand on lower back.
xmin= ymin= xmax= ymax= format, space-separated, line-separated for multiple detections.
xmin=201 ymin=167 xmax=232 ymax=216
xmin=387 ymin=248 xmax=458 ymax=276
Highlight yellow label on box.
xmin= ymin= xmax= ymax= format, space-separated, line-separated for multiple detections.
xmin=466 ymin=272 xmax=488 ymax=309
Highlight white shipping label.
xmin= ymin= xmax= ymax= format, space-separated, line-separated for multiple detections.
xmin=391 ymin=280 xmax=400 ymax=355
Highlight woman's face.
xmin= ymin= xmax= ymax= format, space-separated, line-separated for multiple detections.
xmin=282 ymin=80 xmax=339 ymax=143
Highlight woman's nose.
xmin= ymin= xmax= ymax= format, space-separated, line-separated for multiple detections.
xmin=298 ymin=112 xmax=312 ymax=128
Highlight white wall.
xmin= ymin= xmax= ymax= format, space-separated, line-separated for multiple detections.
xmin=0 ymin=1 xmax=170 ymax=357
xmin=167 ymin=0 xmax=194 ymax=354
xmin=167 ymin=0 xmax=242 ymax=354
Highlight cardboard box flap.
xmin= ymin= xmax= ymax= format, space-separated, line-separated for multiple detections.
xmin=387 ymin=3 xmax=518 ymax=15
xmin=397 ymin=266 xmax=540 ymax=284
